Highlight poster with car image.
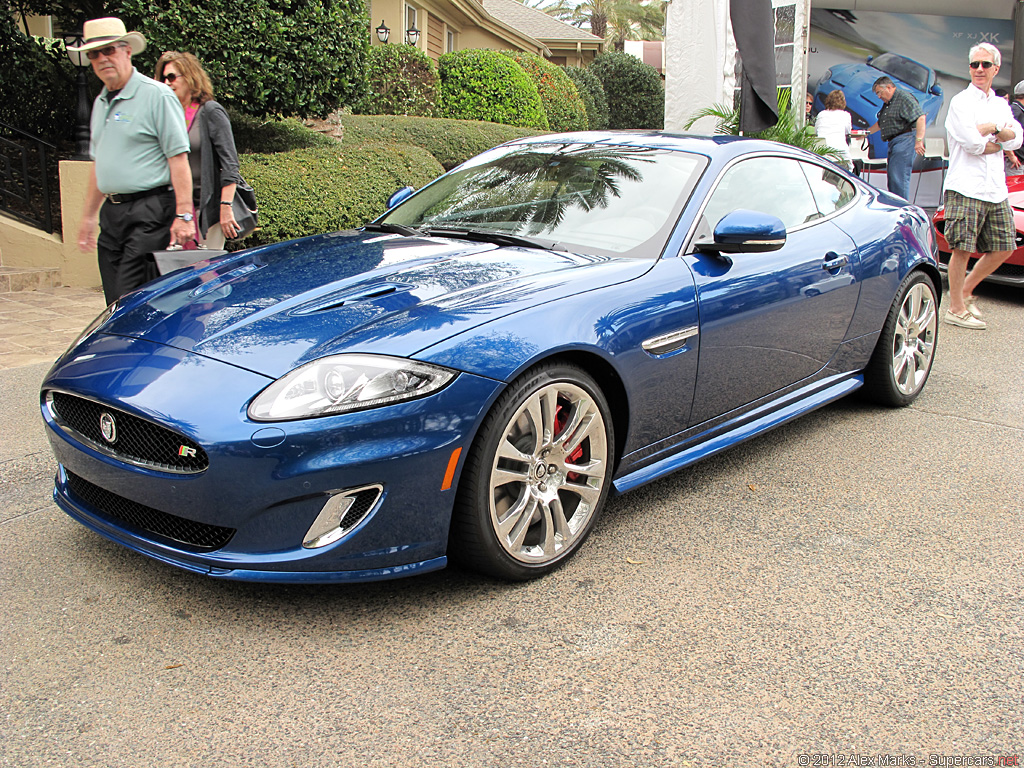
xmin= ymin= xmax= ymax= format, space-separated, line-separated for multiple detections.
xmin=809 ymin=9 xmax=1015 ymax=205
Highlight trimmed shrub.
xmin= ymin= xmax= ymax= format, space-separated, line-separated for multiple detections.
xmin=437 ymin=49 xmax=548 ymax=130
xmin=114 ymin=0 xmax=368 ymax=118
xmin=0 ymin=19 xmax=77 ymax=143
xmin=230 ymin=112 xmax=340 ymax=154
xmin=590 ymin=52 xmax=664 ymax=130
xmin=500 ymin=51 xmax=587 ymax=132
xmin=237 ymin=141 xmax=444 ymax=247
xmin=356 ymin=44 xmax=438 ymax=117
xmin=340 ymin=114 xmax=540 ymax=169
xmin=563 ymin=66 xmax=609 ymax=130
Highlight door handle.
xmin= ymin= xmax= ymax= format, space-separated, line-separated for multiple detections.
xmin=823 ymin=253 xmax=848 ymax=271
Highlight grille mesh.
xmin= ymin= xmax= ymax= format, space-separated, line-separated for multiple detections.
xmin=48 ymin=392 xmax=208 ymax=473
xmin=65 ymin=470 xmax=234 ymax=551
xmin=339 ymin=489 xmax=379 ymax=533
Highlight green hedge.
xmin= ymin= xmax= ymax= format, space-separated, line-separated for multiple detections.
xmin=230 ymin=112 xmax=340 ymax=154
xmin=500 ymin=51 xmax=587 ymax=133
xmin=340 ymin=114 xmax=540 ymax=169
xmin=590 ymin=52 xmax=664 ymax=130
xmin=437 ymin=49 xmax=548 ymax=130
xmin=0 ymin=20 xmax=77 ymax=144
xmin=355 ymin=44 xmax=438 ymax=117
xmin=114 ymin=0 xmax=368 ymax=118
xmin=237 ymin=141 xmax=444 ymax=247
xmin=563 ymin=65 xmax=609 ymax=130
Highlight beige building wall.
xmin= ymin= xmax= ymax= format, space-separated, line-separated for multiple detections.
xmin=0 ymin=161 xmax=101 ymax=289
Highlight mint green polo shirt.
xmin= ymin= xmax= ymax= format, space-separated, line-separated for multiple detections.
xmin=89 ymin=68 xmax=190 ymax=195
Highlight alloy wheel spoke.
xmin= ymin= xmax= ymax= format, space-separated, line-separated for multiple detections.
xmin=500 ymin=493 xmax=538 ymax=549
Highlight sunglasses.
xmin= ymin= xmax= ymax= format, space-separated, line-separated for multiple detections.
xmin=85 ymin=44 xmax=126 ymax=60
xmin=160 ymin=72 xmax=180 ymax=83
xmin=970 ymin=60 xmax=995 ymax=70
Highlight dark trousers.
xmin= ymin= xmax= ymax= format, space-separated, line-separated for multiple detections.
xmin=97 ymin=190 xmax=174 ymax=305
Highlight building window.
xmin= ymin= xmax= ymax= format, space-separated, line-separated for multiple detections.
xmin=405 ymin=4 xmax=419 ymax=46
xmin=447 ymin=29 xmax=456 ymax=53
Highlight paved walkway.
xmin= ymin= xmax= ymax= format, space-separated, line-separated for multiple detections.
xmin=0 ymin=288 xmax=107 ymax=370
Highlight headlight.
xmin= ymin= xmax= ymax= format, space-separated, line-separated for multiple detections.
xmin=248 ymin=354 xmax=457 ymax=421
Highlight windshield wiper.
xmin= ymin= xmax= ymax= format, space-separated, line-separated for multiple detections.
xmin=421 ymin=227 xmax=558 ymax=251
xmin=363 ymin=221 xmax=423 ymax=237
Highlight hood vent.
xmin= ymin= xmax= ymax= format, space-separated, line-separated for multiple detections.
xmin=290 ymin=283 xmax=408 ymax=315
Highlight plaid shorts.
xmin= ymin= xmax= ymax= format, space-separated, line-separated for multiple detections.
xmin=942 ymin=190 xmax=1016 ymax=254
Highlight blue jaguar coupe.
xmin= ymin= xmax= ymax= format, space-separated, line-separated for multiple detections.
xmin=41 ymin=132 xmax=941 ymax=583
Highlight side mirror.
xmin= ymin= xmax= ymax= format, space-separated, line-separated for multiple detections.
xmin=931 ymin=84 xmax=942 ymax=97
xmin=695 ymin=209 xmax=787 ymax=254
xmin=866 ymin=55 xmax=874 ymax=64
xmin=387 ymin=186 xmax=415 ymax=210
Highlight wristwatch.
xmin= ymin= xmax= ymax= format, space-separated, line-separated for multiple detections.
xmin=175 ymin=212 xmax=194 ymax=222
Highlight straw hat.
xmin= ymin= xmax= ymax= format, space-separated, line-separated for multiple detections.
xmin=67 ymin=17 xmax=146 ymax=55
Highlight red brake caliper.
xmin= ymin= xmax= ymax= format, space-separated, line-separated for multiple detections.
xmin=555 ymin=397 xmax=584 ymax=483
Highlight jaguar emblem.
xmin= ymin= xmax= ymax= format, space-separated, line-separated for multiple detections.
xmin=99 ymin=412 xmax=117 ymax=444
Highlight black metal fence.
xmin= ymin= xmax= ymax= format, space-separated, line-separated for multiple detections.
xmin=0 ymin=120 xmax=57 ymax=234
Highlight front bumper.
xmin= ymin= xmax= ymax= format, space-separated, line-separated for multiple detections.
xmin=42 ymin=335 xmax=503 ymax=583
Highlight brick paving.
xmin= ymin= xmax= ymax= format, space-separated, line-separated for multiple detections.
xmin=0 ymin=287 xmax=107 ymax=370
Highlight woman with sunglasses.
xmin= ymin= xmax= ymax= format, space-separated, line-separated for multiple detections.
xmin=155 ymin=51 xmax=245 ymax=248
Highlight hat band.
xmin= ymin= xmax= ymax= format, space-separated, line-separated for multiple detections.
xmin=82 ymin=35 xmax=124 ymax=45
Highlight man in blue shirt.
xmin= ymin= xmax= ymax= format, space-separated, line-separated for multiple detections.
xmin=70 ymin=17 xmax=193 ymax=305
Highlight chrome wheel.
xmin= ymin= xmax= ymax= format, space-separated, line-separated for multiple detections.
xmin=891 ymin=281 xmax=937 ymax=396
xmin=489 ymin=381 xmax=609 ymax=565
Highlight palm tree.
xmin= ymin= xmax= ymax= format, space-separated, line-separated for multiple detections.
xmin=534 ymin=0 xmax=664 ymax=46
xmin=684 ymin=89 xmax=846 ymax=163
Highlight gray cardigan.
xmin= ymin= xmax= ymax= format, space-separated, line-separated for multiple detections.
xmin=195 ymin=100 xmax=245 ymax=238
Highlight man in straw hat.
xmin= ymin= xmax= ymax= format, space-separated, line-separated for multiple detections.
xmin=70 ymin=17 xmax=194 ymax=305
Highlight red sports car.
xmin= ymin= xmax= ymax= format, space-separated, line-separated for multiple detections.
xmin=933 ymin=174 xmax=1024 ymax=286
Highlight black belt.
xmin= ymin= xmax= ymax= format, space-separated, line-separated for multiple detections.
xmin=104 ymin=185 xmax=173 ymax=204
xmin=884 ymin=128 xmax=915 ymax=142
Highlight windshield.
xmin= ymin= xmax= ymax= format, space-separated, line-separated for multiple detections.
xmin=872 ymin=53 xmax=929 ymax=92
xmin=380 ymin=142 xmax=705 ymax=257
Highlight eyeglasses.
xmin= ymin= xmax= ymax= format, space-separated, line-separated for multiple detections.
xmin=160 ymin=73 xmax=180 ymax=83
xmin=970 ymin=60 xmax=995 ymax=70
xmin=85 ymin=44 xmax=125 ymax=61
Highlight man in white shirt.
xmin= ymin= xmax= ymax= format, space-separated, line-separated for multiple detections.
xmin=943 ymin=42 xmax=1022 ymax=329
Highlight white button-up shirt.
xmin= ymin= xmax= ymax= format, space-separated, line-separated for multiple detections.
xmin=945 ymin=83 xmax=1023 ymax=203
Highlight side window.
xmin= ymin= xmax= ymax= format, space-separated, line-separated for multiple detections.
xmin=802 ymin=162 xmax=857 ymax=215
xmin=702 ymin=156 xmax=820 ymax=232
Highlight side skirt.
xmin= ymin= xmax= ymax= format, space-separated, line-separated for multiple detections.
xmin=612 ymin=373 xmax=864 ymax=494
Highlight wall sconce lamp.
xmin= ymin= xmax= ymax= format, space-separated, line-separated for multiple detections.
xmin=406 ymin=26 xmax=420 ymax=46
xmin=375 ymin=21 xmax=390 ymax=43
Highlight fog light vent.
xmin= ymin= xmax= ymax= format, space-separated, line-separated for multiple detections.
xmin=303 ymin=485 xmax=382 ymax=549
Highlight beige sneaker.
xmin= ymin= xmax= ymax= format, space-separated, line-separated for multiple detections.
xmin=945 ymin=309 xmax=987 ymax=329
xmin=964 ymin=296 xmax=983 ymax=319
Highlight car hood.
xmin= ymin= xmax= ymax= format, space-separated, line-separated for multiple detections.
xmin=830 ymin=65 xmax=887 ymax=119
xmin=96 ymin=230 xmax=650 ymax=378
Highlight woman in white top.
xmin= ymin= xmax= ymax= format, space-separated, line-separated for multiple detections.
xmin=814 ymin=90 xmax=853 ymax=169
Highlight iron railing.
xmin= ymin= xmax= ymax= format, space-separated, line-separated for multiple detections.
xmin=0 ymin=120 xmax=56 ymax=234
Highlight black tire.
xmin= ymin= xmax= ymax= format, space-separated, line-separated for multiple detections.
xmin=862 ymin=270 xmax=939 ymax=407
xmin=449 ymin=362 xmax=615 ymax=580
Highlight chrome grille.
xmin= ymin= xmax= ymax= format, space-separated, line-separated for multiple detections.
xmin=65 ymin=470 xmax=234 ymax=551
xmin=47 ymin=391 xmax=208 ymax=473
